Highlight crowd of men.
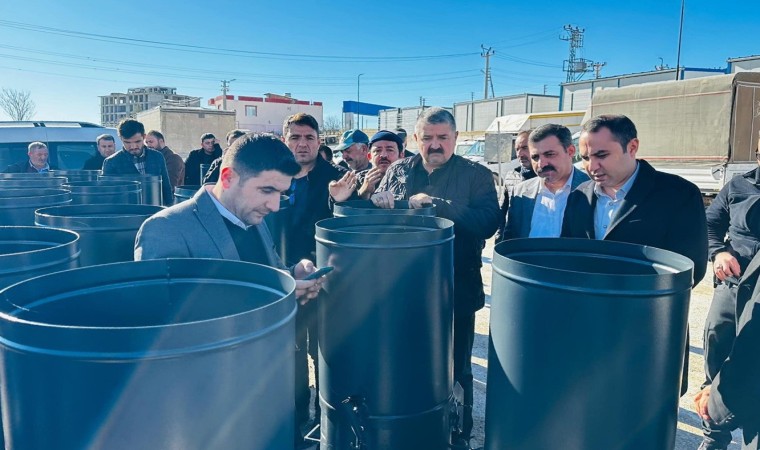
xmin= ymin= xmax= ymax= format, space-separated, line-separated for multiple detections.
xmin=5 ymin=108 xmax=760 ymax=450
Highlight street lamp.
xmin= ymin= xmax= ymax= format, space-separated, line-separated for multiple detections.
xmin=357 ymin=73 xmax=364 ymax=130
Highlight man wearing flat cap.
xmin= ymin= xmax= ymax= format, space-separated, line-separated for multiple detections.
xmin=329 ymin=130 xmax=404 ymax=202
xmin=335 ymin=129 xmax=371 ymax=172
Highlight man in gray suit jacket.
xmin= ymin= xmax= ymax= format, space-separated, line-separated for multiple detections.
xmin=134 ymin=133 xmax=323 ymax=302
xmin=500 ymin=124 xmax=589 ymax=241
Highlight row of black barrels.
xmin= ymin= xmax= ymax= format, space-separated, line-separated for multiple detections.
xmin=0 ymin=197 xmax=693 ymax=450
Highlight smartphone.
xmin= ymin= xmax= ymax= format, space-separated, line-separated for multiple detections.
xmin=303 ymin=266 xmax=334 ymax=280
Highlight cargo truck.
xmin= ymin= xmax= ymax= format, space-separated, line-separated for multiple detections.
xmin=581 ymin=72 xmax=760 ymax=196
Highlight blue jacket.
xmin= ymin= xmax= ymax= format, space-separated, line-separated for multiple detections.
xmin=102 ymin=148 xmax=173 ymax=206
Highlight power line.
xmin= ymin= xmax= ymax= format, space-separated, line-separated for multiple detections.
xmin=0 ymin=20 xmax=478 ymax=63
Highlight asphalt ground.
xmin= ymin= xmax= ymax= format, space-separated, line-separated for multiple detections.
xmin=306 ymin=237 xmax=742 ymax=450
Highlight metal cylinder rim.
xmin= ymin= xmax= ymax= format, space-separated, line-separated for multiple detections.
xmin=493 ymin=237 xmax=694 ymax=295
xmin=0 ymin=258 xmax=296 ymax=331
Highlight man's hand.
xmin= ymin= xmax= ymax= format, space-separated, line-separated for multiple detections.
xmin=293 ymin=259 xmax=324 ymax=305
xmin=328 ymin=172 xmax=358 ymax=203
xmin=370 ymin=191 xmax=395 ymax=209
xmin=357 ymin=167 xmax=384 ymax=199
xmin=713 ymin=251 xmax=741 ymax=281
xmin=409 ymin=193 xmax=433 ymax=209
xmin=694 ymin=386 xmax=712 ymax=422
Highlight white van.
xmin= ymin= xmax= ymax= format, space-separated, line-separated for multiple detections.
xmin=0 ymin=121 xmax=120 ymax=170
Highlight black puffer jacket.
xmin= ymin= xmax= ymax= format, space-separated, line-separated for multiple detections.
xmin=376 ymin=153 xmax=500 ymax=315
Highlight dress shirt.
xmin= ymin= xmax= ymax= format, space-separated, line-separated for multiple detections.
xmin=594 ymin=162 xmax=640 ymax=239
xmin=205 ymin=185 xmax=248 ymax=230
xmin=529 ymin=174 xmax=574 ymax=238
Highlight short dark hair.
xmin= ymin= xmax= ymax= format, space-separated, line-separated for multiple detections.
xmin=318 ymin=145 xmax=333 ymax=161
xmin=226 ymin=129 xmax=248 ymax=143
xmin=117 ymin=119 xmax=145 ymax=138
xmin=146 ymin=130 xmax=164 ymax=141
xmin=283 ymin=113 xmax=320 ymax=136
xmin=96 ymin=134 xmax=115 ymax=145
xmin=529 ymin=124 xmax=573 ymax=150
xmin=201 ymin=133 xmax=216 ymax=142
xmin=416 ymin=107 xmax=456 ymax=134
xmin=222 ymin=133 xmax=300 ymax=181
xmin=395 ymin=127 xmax=407 ymax=140
xmin=583 ymin=114 xmax=638 ymax=152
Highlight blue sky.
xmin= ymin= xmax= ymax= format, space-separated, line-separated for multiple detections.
xmin=0 ymin=0 xmax=757 ymax=125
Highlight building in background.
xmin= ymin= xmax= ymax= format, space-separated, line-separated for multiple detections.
xmin=453 ymin=94 xmax=560 ymax=133
xmin=727 ymin=55 xmax=760 ymax=73
xmin=208 ymin=93 xmax=323 ymax=134
xmin=100 ymin=86 xmax=200 ymax=127
xmin=135 ymin=106 xmax=236 ymax=159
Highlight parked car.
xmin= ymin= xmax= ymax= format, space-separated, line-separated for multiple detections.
xmin=0 ymin=121 xmax=119 ymax=171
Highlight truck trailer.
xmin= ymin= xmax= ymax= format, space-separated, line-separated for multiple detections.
xmin=582 ymin=72 xmax=760 ymax=196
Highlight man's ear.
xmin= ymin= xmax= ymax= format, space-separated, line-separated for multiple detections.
xmin=220 ymin=167 xmax=235 ymax=189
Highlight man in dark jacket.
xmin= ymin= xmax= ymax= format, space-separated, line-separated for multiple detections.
xmin=696 ymin=244 xmax=760 ymax=450
xmin=145 ymin=130 xmax=185 ymax=191
xmin=4 ymin=141 xmax=55 ymax=173
xmin=561 ymin=114 xmax=708 ymax=398
xmin=102 ymin=119 xmax=173 ymax=206
xmin=282 ymin=113 xmax=347 ymax=439
xmin=184 ymin=133 xmax=221 ymax=186
xmin=697 ymin=138 xmax=760 ymax=450
xmin=372 ymin=107 xmax=500 ymax=446
xmin=82 ymin=134 xmax=116 ymax=170
xmin=494 ymin=130 xmax=537 ymax=241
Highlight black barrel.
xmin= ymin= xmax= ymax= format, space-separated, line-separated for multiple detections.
xmin=174 ymin=185 xmax=201 ymax=205
xmin=0 ymin=259 xmax=296 ymax=450
xmin=98 ymin=174 xmax=162 ymax=206
xmin=264 ymin=195 xmax=290 ymax=263
xmin=0 ymin=172 xmax=56 ymax=179
xmin=485 ymin=238 xmax=694 ymax=450
xmin=0 ymin=226 xmax=80 ymax=289
xmin=333 ymin=200 xmax=436 ymax=217
xmin=0 ymin=188 xmax=72 ymax=226
xmin=0 ymin=226 xmax=80 ymax=449
xmin=51 ymin=170 xmax=101 ymax=183
xmin=0 ymin=176 xmax=68 ymax=189
xmin=35 ymin=204 xmax=163 ymax=266
xmin=315 ymin=215 xmax=455 ymax=450
xmin=63 ymin=180 xmax=141 ymax=205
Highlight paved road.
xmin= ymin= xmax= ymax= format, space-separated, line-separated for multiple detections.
xmin=470 ymin=238 xmax=742 ymax=450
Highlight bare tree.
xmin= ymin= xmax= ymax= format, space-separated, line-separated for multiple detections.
xmin=0 ymin=88 xmax=36 ymax=121
xmin=322 ymin=115 xmax=342 ymax=135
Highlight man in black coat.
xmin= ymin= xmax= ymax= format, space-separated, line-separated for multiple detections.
xmin=372 ymin=107 xmax=500 ymax=446
xmin=184 ymin=133 xmax=222 ymax=186
xmin=696 ymin=243 xmax=760 ymax=450
xmin=561 ymin=114 xmax=708 ymax=395
xmin=282 ymin=113 xmax=347 ymax=441
xmin=102 ymin=119 xmax=173 ymax=206
xmin=82 ymin=134 xmax=116 ymax=170
xmin=698 ymin=152 xmax=760 ymax=450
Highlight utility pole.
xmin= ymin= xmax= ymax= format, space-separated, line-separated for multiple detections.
xmin=592 ymin=62 xmax=606 ymax=79
xmin=221 ymin=79 xmax=235 ymax=110
xmin=561 ymin=25 xmax=591 ymax=82
xmin=357 ymin=73 xmax=364 ymax=129
xmin=481 ymin=45 xmax=494 ymax=99
xmin=675 ymin=0 xmax=685 ymax=80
